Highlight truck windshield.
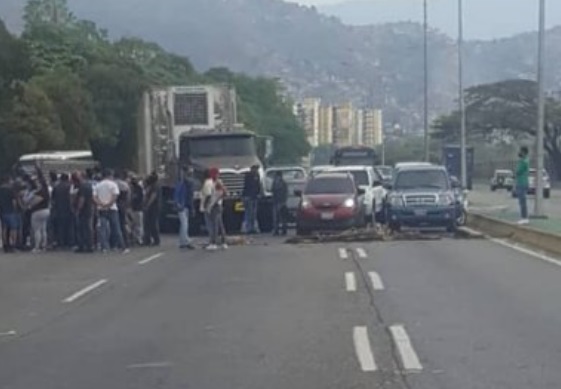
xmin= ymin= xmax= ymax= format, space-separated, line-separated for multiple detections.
xmin=188 ymin=136 xmax=256 ymax=158
xmin=394 ymin=170 xmax=449 ymax=190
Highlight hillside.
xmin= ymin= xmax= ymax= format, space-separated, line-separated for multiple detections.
xmin=319 ymin=0 xmax=561 ymax=40
xmin=2 ymin=0 xmax=561 ymax=131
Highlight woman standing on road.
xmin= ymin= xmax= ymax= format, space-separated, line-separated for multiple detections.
xmin=200 ymin=169 xmax=218 ymax=250
xmin=28 ymin=175 xmax=51 ymax=253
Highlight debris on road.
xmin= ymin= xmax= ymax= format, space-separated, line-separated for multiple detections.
xmin=285 ymin=227 xmax=450 ymax=244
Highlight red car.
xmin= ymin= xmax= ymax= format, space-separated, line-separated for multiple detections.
xmin=296 ymin=173 xmax=365 ymax=235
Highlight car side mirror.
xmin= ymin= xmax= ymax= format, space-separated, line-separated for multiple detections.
xmin=294 ymin=189 xmax=302 ymax=197
xmin=357 ymin=188 xmax=366 ymax=196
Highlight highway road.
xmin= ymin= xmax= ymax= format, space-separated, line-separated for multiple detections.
xmin=2 ymin=235 xmax=561 ymax=388
xmin=469 ymin=183 xmax=561 ymax=218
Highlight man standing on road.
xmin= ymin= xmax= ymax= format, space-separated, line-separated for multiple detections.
xmin=242 ymin=164 xmax=261 ymax=234
xmin=515 ymin=146 xmax=530 ymax=225
xmin=174 ymin=166 xmax=195 ymax=250
xmin=94 ymin=169 xmax=129 ymax=254
xmin=52 ymin=173 xmax=74 ymax=249
xmin=0 ymin=176 xmax=19 ymax=253
xmin=73 ymin=172 xmax=94 ymax=253
xmin=271 ymin=171 xmax=288 ymax=236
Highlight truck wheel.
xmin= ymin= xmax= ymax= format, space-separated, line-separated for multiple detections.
xmin=491 ymin=186 xmax=496 ymax=192
xmin=389 ymin=222 xmax=401 ymax=233
xmin=544 ymin=189 xmax=551 ymax=199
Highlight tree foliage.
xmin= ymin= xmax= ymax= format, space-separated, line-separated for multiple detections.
xmin=0 ymin=0 xmax=307 ymax=173
xmin=433 ymin=79 xmax=561 ymax=178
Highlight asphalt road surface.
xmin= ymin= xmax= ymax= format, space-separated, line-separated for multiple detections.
xmin=469 ymin=183 xmax=561 ymax=217
xmin=2 ymin=235 xmax=561 ymax=388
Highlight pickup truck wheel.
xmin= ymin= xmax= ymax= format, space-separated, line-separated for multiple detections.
xmin=490 ymin=185 xmax=496 ymax=192
xmin=544 ymin=189 xmax=551 ymax=199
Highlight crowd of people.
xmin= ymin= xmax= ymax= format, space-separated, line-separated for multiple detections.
xmin=0 ymin=162 xmax=291 ymax=255
xmin=0 ymin=166 xmax=159 ymax=254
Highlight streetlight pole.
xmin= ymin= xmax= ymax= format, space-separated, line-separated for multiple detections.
xmin=423 ymin=0 xmax=430 ymax=162
xmin=458 ymin=0 xmax=467 ymax=189
xmin=534 ymin=0 xmax=546 ymax=217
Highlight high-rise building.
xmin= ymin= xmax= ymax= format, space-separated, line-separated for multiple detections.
xmin=318 ymin=105 xmax=334 ymax=145
xmin=333 ymin=102 xmax=355 ymax=147
xmin=354 ymin=109 xmax=364 ymax=145
xmin=363 ymin=109 xmax=383 ymax=147
xmin=293 ymin=98 xmax=321 ymax=147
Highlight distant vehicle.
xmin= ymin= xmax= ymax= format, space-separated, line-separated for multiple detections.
xmin=386 ymin=165 xmax=458 ymax=232
xmin=394 ymin=161 xmax=432 ymax=171
xmin=265 ymin=166 xmax=307 ymax=192
xmin=331 ymin=146 xmax=379 ymax=168
xmin=325 ymin=165 xmax=386 ymax=224
xmin=442 ymin=145 xmax=475 ymax=190
xmin=512 ymin=168 xmax=551 ymax=198
xmin=295 ymin=173 xmax=366 ymax=235
xmin=309 ymin=165 xmax=333 ymax=178
xmin=16 ymin=150 xmax=98 ymax=175
xmin=490 ymin=169 xmax=514 ymax=191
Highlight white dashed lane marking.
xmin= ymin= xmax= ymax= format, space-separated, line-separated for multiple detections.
xmin=339 ymin=248 xmax=349 ymax=259
xmin=353 ymin=326 xmax=378 ymax=372
xmin=389 ymin=324 xmax=423 ymax=371
xmin=345 ymin=272 xmax=357 ymax=292
xmin=138 ymin=252 xmax=164 ymax=265
xmin=62 ymin=279 xmax=108 ymax=303
xmin=356 ymin=248 xmax=367 ymax=258
xmin=368 ymin=271 xmax=385 ymax=290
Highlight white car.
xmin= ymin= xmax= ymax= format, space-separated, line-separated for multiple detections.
xmin=309 ymin=165 xmax=333 ymax=178
xmin=324 ymin=165 xmax=387 ymax=223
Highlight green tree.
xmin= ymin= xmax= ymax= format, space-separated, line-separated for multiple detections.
xmin=1 ymin=81 xmax=64 ymax=164
xmin=433 ymin=79 xmax=561 ymax=178
xmin=33 ymin=69 xmax=99 ymax=148
xmin=23 ymin=0 xmax=74 ymax=30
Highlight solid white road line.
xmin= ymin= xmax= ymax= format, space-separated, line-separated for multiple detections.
xmin=368 ymin=271 xmax=385 ymax=290
xmin=62 ymin=279 xmax=108 ymax=303
xmin=138 ymin=252 xmax=164 ymax=265
xmin=339 ymin=248 xmax=349 ymax=259
xmin=356 ymin=248 xmax=367 ymax=258
xmin=127 ymin=361 xmax=173 ymax=369
xmin=345 ymin=272 xmax=357 ymax=292
xmin=490 ymin=238 xmax=561 ymax=268
xmin=389 ymin=324 xmax=423 ymax=371
xmin=0 ymin=330 xmax=17 ymax=337
xmin=353 ymin=326 xmax=378 ymax=372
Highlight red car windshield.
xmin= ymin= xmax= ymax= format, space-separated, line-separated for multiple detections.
xmin=305 ymin=177 xmax=355 ymax=195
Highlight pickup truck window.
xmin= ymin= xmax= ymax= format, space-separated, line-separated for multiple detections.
xmin=394 ymin=170 xmax=449 ymax=190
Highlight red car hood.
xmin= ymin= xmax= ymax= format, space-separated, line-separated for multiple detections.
xmin=305 ymin=194 xmax=351 ymax=208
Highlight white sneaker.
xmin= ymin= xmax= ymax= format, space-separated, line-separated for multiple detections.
xmin=206 ymin=244 xmax=218 ymax=251
xmin=221 ymin=243 xmax=229 ymax=250
xmin=517 ymin=219 xmax=530 ymax=225
xmin=122 ymin=248 xmax=131 ymax=254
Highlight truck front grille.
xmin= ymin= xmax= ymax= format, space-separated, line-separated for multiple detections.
xmin=404 ymin=194 xmax=437 ymax=206
xmin=220 ymin=172 xmax=245 ymax=197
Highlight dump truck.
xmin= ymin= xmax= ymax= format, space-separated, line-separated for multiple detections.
xmin=137 ymin=85 xmax=273 ymax=234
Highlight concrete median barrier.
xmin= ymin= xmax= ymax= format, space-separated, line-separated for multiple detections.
xmin=468 ymin=212 xmax=561 ymax=256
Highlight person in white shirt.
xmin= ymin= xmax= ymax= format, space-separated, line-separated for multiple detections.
xmin=200 ymin=168 xmax=218 ymax=250
xmin=94 ymin=169 xmax=128 ymax=253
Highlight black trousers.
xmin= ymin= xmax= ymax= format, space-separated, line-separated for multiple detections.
xmin=55 ymin=213 xmax=74 ymax=248
xmin=143 ymin=208 xmax=160 ymax=245
xmin=76 ymin=213 xmax=93 ymax=251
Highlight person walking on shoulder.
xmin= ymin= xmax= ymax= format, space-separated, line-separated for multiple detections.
xmin=174 ymin=166 xmax=195 ymax=250
xmin=515 ymin=146 xmax=530 ymax=225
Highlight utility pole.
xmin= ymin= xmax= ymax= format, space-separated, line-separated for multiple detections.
xmin=458 ymin=0 xmax=467 ymax=189
xmin=423 ymin=0 xmax=430 ymax=162
xmin=534 ymin=0 xmax=546 ymax=217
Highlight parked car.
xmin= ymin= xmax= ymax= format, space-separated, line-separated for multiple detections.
xmin=295 ymin=173 xmax=365 ymax=235
xmin=325 ymin=165 xmax=387 ymax=224
xmin=386 ymin=165 xmax=458 ymax=232
xmin=394 ymin=162 xmax=433 ymax=171
xmin=512 ymin=168 xmax=551 ymax=198
xmin=490 ymin=169 xmax=514 ymax=191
